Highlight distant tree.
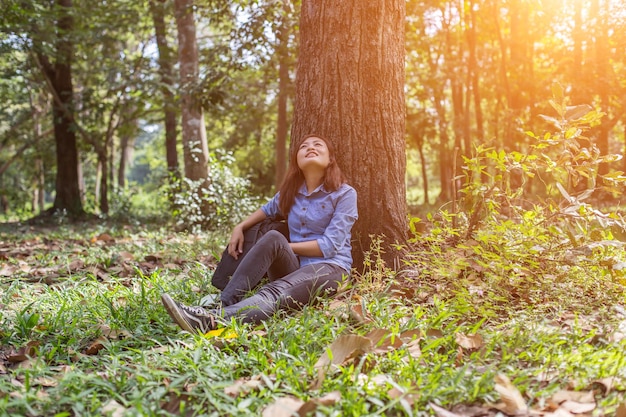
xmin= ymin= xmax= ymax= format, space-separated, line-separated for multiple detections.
xmin=174 ymin=0 xmax=209 ymax=184
xmin=34 ymin=0 xmax=84 ymax=218
xmin=149 ymin=0 xmax=180 ymax=185
xmin=291 ymin=0 xmax=407 ymax=268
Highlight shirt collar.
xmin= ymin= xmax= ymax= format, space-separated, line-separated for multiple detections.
xmin=298 ymin=182 xmax=330 ymax=196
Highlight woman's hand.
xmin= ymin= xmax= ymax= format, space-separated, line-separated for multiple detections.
xmin=228 ymin=226 xmax=245 ymax=260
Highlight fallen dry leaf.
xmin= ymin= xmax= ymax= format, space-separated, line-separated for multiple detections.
xmin=493 ymin=373 xmax=528 ymax=415
xmin=224 ymin=377 xmax=264 ymax=397
xmin=430 ymin=402 xmax=465 ymax=417
xmin=7 ymin=341 xmax=39 ymax=363
xmin=84 ymin=336 xmax=108 ymax=355
xmin=261 ymin=396 xmax=305 ymax=417
xmin=550 ymin=389 xmax=595 ymax=405
xmin=558 ymin=400 xmax=596 ymax=414
xmin=455 ymin=333 xmax=484 ymax=350
xmin=544 ymin=409 xmax=575 ymax=417
xmin=314 ymin=334 xmax=372 ymax=369
xmin=404 ymin=339 xmax=422 ymax=359
xmin=98 ymin=324 xmax=132 ymax=340
xmin=33 ymin=376 xmax=58 ymax=387
xmin=161 ymin=392 xmax=192 ymax=414
xmin=298 ymin=391 xmax=341 ymax=415
xmin=616 ymin=402 xmax=626 ymax=417
xmin=350 ymin=303 xmax=373 ymax=324
xmin=101 ymin=399 xmax=126 ymax=417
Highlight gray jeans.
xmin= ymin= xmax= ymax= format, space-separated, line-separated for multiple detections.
xmin=219 ymin=230 xmax=347 ymax=324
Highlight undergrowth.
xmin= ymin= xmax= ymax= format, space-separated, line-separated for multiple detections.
xmin=1 ymin=90 xmax=625 ymax=416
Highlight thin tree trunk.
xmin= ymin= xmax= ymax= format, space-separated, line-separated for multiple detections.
xmin=150 ymin=0 xmax=180 ymax=183
xmin=174 ymin=0 xmax=209 ymax=183
xmin=118 ymin=124 xmax=136 ymax=189
xmin=417 ymin=143 xmax=429 ymax=205
xmin=274 ymin=1 xmax=290 ymax=189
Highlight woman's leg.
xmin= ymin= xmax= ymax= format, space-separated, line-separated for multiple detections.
xmin=220 ymin=230 xmax=299 ymax=306
xmin=221 ymin=263 xmax=347 ymax=324
xmin=211 ymin=220 xmax=289 ymax=290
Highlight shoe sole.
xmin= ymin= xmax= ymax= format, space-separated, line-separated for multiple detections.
xmin=161 ymin=293 xmax=196 ymax=334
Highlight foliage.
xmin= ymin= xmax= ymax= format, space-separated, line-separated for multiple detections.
xmin=172 ymin=151 xmax=259 ymax=233
xmin=457 ymin=86 xmax=626 ymax=248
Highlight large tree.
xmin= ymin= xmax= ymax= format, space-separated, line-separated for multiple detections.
xmin=35 ymin=0 xmax=84 ymax=217
xmin=291 ymin=0 xmax=407 ymax=268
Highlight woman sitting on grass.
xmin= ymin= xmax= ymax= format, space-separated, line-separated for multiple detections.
xmin=161 ymin=134 xmax=358 ymax=333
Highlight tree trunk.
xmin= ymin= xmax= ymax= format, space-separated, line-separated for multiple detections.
xmin=150 ymin=0 xmax=180 ymax=183
xmin=292 ymin=0 xmax=407 ymax=269
xmin=592 ymin=0 xmax=610 ymax=180
xmin=99 ymin=151 xmax=109 ymax=215
xmin=35 ymin=158 xmax=45 ymax=213
xmin=467 ymin=0 xmax=484 ymax=155
xmin=50 ymin=0 xmax=84 ymax=217
xmin=417 ymin=142 xmax=429 ymax=205
xmin=274 ymin=1 xmax=290 ymax=189
xmin=118 ymin=126 xmax=135 ymax=189
xmin=174 ymin=0 xmax=209 ymax=183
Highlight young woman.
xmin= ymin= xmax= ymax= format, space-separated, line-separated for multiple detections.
xmin=161 ymin=134 xmax=358 ymax=333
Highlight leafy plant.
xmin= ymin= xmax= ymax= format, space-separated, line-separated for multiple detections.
xmin=172 ymin=151 xmax=259 ymax=233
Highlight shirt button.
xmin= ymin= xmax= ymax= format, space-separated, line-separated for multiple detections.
xmin=301 ymin=222 xmax=305 ymax=226
xmin=302 ymin=208 xmax=306 ymax=211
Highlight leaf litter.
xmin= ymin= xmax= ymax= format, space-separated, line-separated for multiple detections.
xmin=1 ymin=223 xmax=625 ymax=415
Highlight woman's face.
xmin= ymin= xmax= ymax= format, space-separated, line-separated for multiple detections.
xmin=296 ymin=136 xmax=331 ymax=172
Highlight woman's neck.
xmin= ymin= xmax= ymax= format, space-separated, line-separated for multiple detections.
xmin=303 ymin=170 xmax=324 ymax=194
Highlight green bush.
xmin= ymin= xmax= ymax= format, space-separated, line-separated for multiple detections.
xmin=173 ymin=151 xmax=259 ymax=233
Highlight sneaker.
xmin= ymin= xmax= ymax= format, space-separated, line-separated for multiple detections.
xmin=161 ymin=293 xmax=217 ymax=334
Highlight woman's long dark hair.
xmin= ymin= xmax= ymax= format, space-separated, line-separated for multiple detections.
xmin=278 ymin=134 xmax=347 ymax=216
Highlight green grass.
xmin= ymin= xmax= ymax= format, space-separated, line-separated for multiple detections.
xmin=1 ymin=220 xmax=625 ymax=416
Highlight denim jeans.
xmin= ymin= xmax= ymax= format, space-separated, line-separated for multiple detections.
xmin=219 ymin=230 xmax=347 ymax=324
xmin=211 ymin=219 xmax=289 ymax=290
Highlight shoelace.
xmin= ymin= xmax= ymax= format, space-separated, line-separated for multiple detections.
xmin=180 ymin=304 xmax=210 ymax=317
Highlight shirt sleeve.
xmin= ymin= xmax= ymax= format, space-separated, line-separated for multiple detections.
xmin=317 ymin=185 xmax=358 ymax=259
xmin=261 ymin=192 xmax=282 ymax=220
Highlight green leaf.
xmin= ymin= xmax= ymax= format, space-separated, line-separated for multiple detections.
xmin=551 ymin=82 xmax=564 ymax=102
xmin=539 ymin=114 xmax=562 ymax=130
xmin=564 ymin=104 xmax=592 ymax=121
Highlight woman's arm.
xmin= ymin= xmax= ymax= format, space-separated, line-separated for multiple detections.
xmin=228 ymin=209 xmax=267 ymax=259
xmin=289 ymin=240 xmax=323 ymax=257
xmin=316 ymin=187 xmax=358 ymax=258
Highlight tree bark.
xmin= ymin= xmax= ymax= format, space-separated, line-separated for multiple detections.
xmin=118 ymin=124 xmax=136 ymax=189
xmin=292 ymin=0 xmax=407 ymax=269
xmin=274 ymin=1 xmax=291 ymax=189
xmin=174 ymin=0 xmax=209 ymax=183
xmin=150 ymin=0 xmax=180 ymax=183
xmin=49 ymin=0 xmax=84 ymax=217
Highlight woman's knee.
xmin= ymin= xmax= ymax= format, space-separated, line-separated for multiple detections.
xmin=258 ymin=229 xmax=288 ymax=246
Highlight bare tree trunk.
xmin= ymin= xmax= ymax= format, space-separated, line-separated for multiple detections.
xmin=35 ymin=159 xmax=45 ymax=212
xmin=274 ymin=0 xmax=291 ymax=189
xmin=592 ymin=0 xmax=610 ymax=180
xmin=118 ymin=124 xmax=136 ymax=189
xmin=175 ymin=0 xmax=209 ymax=183
xmin=417 ymin=143 xmax=429 ymax=205
xmin=43 ymin=0 xmax=84 ymax=217
xmin=292 ymin=0 xmax=407 ymax=268
xmin=150 ymin=0 xmax=180 ymax=184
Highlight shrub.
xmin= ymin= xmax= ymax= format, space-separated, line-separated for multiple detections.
xmin=173 ymin=151 xmax=259 ymax=233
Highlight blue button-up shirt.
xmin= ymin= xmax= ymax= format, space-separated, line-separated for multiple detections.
xmin=261 ymin=182 xmax=358 ymax=273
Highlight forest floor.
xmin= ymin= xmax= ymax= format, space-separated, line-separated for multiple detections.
xmin=1 ymin=219 xmax=625 ymax=417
